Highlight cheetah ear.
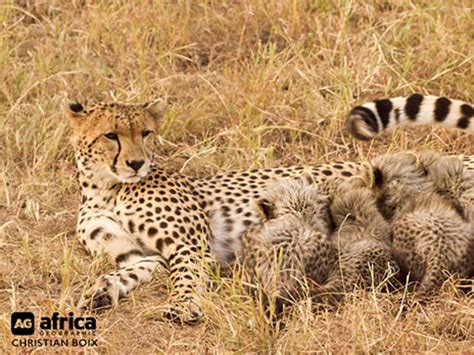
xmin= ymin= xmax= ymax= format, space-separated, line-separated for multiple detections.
xmin=255 ymin=198 xmax=276 ymax=221
xmin=62 ymin=100 xmax=88 ymax=127
xmin=143 ymin=98 xmax=169 ymax=120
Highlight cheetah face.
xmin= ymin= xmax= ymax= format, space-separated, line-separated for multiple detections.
xmin=64 ymin=100 xmax=167 ymax=184
xmin=330 ymin=186 xmax=391 ymax=243
xmin=255 ymin=180 xmax=331 ymax=233
xmin=365 ymin=153 xmax=434 ymax=218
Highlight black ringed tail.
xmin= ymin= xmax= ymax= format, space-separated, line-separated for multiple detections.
xmin=346 ymin=94 xmax=473 ymax=141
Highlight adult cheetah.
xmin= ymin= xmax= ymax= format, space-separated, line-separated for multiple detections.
xmin=66 ymin=94 xmax=473 ymax=322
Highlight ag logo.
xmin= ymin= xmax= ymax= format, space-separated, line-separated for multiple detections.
xmin=11 ymin=312 xmax=35 ymax=336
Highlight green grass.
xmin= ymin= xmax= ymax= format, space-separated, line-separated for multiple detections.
xmin=0 ymin=0 xmax=472 ymax=353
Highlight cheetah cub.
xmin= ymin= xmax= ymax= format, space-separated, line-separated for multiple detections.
xmin=240 ymin=179 xmax=336 ymax=313
xmin=241 ymin=178 xmax=399 ymax=311
xmin=318 ymin=185 xmax=400 ymax=303
xmin=358 ymin=152 xmax=474 ymax=295
xmin=418 ymin=151 xmax=474 ymax=223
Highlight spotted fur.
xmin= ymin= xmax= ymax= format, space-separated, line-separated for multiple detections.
xmin=318 ymin=185 xmax=400 ymax=303
xmin=67 ymin=100 xmax=358 ymax=323
xmin=241 ymin=179 xmax=400 ymax=311
xmin=346 ymin=94 xmax=473 ymax=141
xmin=354 ymin=152 xmax=474 ymax=295
xmin=240 ymin=180 xmax=336 ymax=314
xmin=66 ymin=96 xmax=474 ymax=322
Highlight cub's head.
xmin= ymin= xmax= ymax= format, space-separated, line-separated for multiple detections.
xmin=64 ymin=100 xmax=167 ymax=184
xmin=254 ymin=179 xmax=331 ymax=233
xmin=354 ymin=152 xmax=434 ymax=219
xmin=330 ymin=185 xmax=391 ymax=244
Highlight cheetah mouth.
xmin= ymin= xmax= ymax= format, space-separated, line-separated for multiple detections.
xmin=118 ymin=172 xmax=146 ymax=184
xmin=115 ymin=167 xmax=149 ymax=184
xmin=119 ymin=175 xmax=142 ymax=184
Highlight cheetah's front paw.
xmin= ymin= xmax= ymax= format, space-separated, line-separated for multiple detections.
xmin=162 ymin=298 xmax=204 ymax=324
xmin=79 ymin=290 xmax=115 ymax=311
xmin=78 ymin=275 xmax=127 ymax=312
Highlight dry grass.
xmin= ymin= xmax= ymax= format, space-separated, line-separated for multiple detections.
xmin=0 ymin=0 xmax=473 ymax=353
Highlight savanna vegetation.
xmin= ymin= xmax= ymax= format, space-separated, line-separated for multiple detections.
xmin=0 ymin=1 xmax=472 ymax=352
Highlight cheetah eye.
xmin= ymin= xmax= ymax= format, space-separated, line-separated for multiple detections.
xmin=104 ymin=132 xmax=118 ymax=140
xmin=142 ymin=130 xmax=153 ymax=138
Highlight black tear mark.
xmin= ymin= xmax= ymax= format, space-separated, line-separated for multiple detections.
xmin=111 ymin=136 xmax=121 ymax=173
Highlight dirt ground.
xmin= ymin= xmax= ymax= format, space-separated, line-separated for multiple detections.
xmin=0 ymin=1 xmax=473 ymax=353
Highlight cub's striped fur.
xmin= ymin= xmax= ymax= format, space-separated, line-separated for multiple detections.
xmin=346 ymin=94 xmax=473 ymax=140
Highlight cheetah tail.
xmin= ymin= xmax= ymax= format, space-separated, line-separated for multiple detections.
xmin=346 ymin=94 xmax=473 ymax=141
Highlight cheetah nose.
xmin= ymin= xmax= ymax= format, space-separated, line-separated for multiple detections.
xmin=126 ymin=160 xmax=145 ymax=172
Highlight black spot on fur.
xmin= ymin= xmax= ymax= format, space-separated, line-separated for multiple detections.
xmin=69 ymin=102 xmax=84 ymax=113
xmin=404 ymin=93 xmax=423 ymax=120
xmin=461 ymin=104 xmax=473 ymax=117
xmin=156 ymin=239 xmax=163 ymax=251
xmin=348 ymin=106 xmax=379 ymax=139
xmin=115 ymin=249 xmax=143 ymax=265
xmin=434 ymin=97 xmax=451 ymax=122
xmin=375 ymin=99 xmax=393 ymax=128
xmin=394 ymin=108 xmax=400 ymax=122
xmin=373 ymin=168 xmax=384 ymax=187
xmin=128 ymin=220 xmax=135 ymax=233
xmin=458 ymin=104 xmax=473 ymax=129
xmin=148 ymin=227 xmax=158 ymax=237
xmin=258 ymin=199 xmax=275 ymax=220
xmin=457 ymin=117 xmax=470 ymax=129
xmin=90 ymin=227 xmax=102 ymax=240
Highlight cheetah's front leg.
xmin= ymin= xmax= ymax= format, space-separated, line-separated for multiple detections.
xmin=78 ymin=213 xmax=168 ymax=310
xmin=159 ymin=234 xmax=216 ymax=324
xmin=80 ymin=254 xmax=168 ymax=310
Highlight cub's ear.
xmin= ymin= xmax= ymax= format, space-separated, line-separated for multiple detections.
xmin=373 ymin=167 xmax=384 ymax=188
xmin=254 ymin=198 xmax=276 ymax=221
xmin=62 ymin=100 xmax=88 ymax=127
xmin=143 ymin=98 xmax=169 ymax=120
